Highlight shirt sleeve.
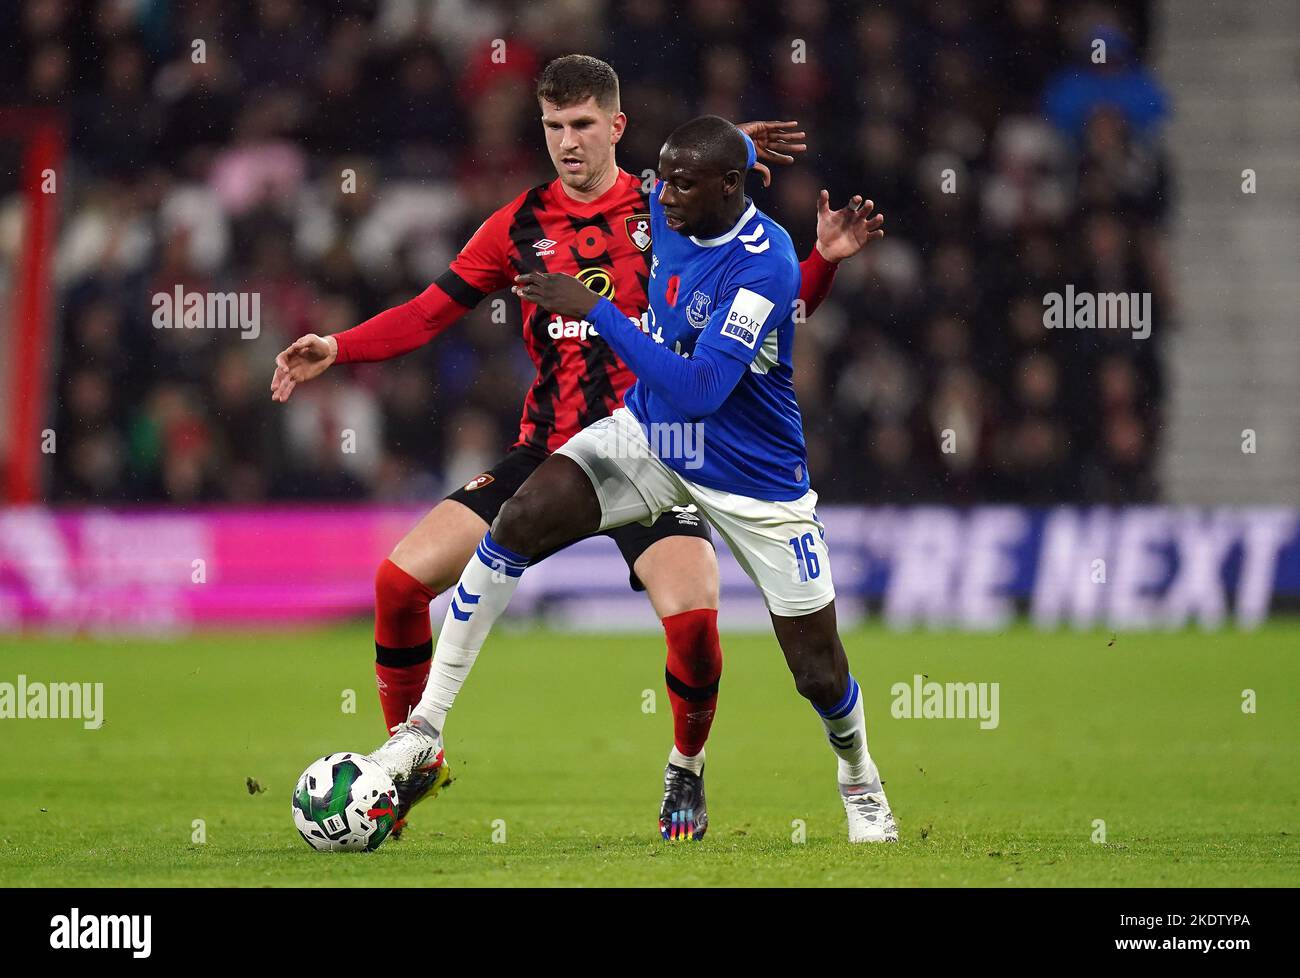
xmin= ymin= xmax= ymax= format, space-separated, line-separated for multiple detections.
xmin=585 ymin=298 xmax=749 ymax=420
xmin=437 ymin=204 xmax=517 ymax=308
xmin=333 ymin=200 xmax=520 ymax=363
xmin=797 ymin=247 xmax=837 ymax=319
xmin=694 ymin=254 xmax=796 ymax=365
xmin=332 ymin=281 xmax=472 ymax=364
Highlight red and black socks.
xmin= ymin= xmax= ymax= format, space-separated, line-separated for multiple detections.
xmin=373 ymin=558 xmax=437 ymax=733
xmin=662 ymin=608 xmax=723 ymax=772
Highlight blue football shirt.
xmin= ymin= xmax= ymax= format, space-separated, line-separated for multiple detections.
xmin=618 ymin=181 xmax=809 ymax=500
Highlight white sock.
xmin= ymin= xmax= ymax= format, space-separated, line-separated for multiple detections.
xmin=669 ymin=745 xmax=705 ymax=775
xmin=816 ymin=676 xmax=879 ymax=787
xmin=411 ymin=532 xmax=528 ymax=732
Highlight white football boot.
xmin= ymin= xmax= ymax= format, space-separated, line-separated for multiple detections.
xmin=840 ymin=780 xmax=898 ymax=843
xmin=367 ymin=716 xmax=451 ymax=833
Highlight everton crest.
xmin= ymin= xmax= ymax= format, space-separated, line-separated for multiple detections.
xmin=686 ymin=290 xmax=712 ymax=329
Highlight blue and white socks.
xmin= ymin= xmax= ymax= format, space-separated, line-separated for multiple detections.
xmin=412 ymin=532 xmax=528 ymax=732
xmin=815 ymin=676 xmax=879 ymax=788
xmin=415 ymin=537 xmax=879 ymax=799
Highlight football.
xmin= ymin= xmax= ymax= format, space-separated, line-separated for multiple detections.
xmin=291 ymin=752 xmax=398 ymax=852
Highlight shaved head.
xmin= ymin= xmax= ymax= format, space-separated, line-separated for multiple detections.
xmin=656 ymin=115 xmax=750 ymax=239
xmin=663 ymin=115 xmax=748 ymax=174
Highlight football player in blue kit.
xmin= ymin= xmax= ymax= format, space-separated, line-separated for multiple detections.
xmin=372 ymin=115 xmax=896 ymax=843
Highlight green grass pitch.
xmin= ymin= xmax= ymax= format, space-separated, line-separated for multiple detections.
xmin=1 ymin=621 xmax=1297 ymax=887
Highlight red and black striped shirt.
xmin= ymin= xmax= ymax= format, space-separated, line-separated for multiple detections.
xmin=436 ymin=167 xmax=652 ymax=453
xmin=333 ymin=167 xmax=839 ymax=454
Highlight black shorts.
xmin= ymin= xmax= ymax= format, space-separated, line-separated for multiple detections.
xmin=445 ymin=445 xmax=713 ymax=591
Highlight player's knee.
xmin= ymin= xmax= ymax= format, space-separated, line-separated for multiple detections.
xmin=639 ymin=539 xmax=719 ymax=618
xmin=651 ymin=586 xmax=718 ymax=620
xmin=374 ymin=558 xmax=433 ymax=614
xmin=789 ymin=658 xmax=842 ymax=706
xmin=491 ymin=491 xmax=550 ymax=557
xmin=662 ymin=608 xmax=722 ymax=684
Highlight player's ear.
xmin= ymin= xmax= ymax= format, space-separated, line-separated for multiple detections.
xmin=720 ymin=168 xmax=742 ymax=197
xmin=610 ymin=110 xmax=627 ymax=145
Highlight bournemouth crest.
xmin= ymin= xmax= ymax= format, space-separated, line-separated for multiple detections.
xmin=463 ymin=473 xmax=495 ymax=492
xmin=625 ymin=214 xmax=651 ymax=252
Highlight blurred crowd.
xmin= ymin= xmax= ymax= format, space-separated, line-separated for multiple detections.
xmin=2 ymin=0 xmax=1173 ymax=506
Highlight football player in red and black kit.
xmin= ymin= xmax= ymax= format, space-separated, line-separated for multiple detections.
xmin=270 ymin=55 xmax=883 ymax=840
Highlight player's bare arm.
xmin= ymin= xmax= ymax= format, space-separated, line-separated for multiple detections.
xmin=267 ymin=183 xmax=871 ymax=405
xmin=815 ymin=191 xmax=885 ymax=263
xmin=512 ymin=272 xmax=602 ymax=320
xmin=514 ymin=194 xmax=884 ymax=320
xmin=735 ymin=120 xmax=807 ymax=186
xmin=270 ymin=334 xmax=338 ymax=403
xmin=270 ymin=117 xmax=810 ymax=404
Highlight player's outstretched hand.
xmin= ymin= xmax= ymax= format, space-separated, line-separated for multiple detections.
xmin=736 ymin=120 xmax=807 ymax=187
xmin=513 ymin=272 xmax=601 ymax=319
xmin=270 ymin=333 xmax=337 ymax=403
xmin=814 ymin=190 xmax=885 ymax=263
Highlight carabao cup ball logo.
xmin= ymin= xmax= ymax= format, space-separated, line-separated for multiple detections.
xmin=577 ymin=266 xmax=615 ymax=299
xmin=291 ymin=752 xmax=398 ymax=852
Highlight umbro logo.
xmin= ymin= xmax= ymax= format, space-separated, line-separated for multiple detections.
xmin=739 ymin=224 xmax=769 ymax=254
xmin=533 ymin=238 xmax=557 ymax=251
xmin=672 ymin=504 xmax=701 ymax=526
